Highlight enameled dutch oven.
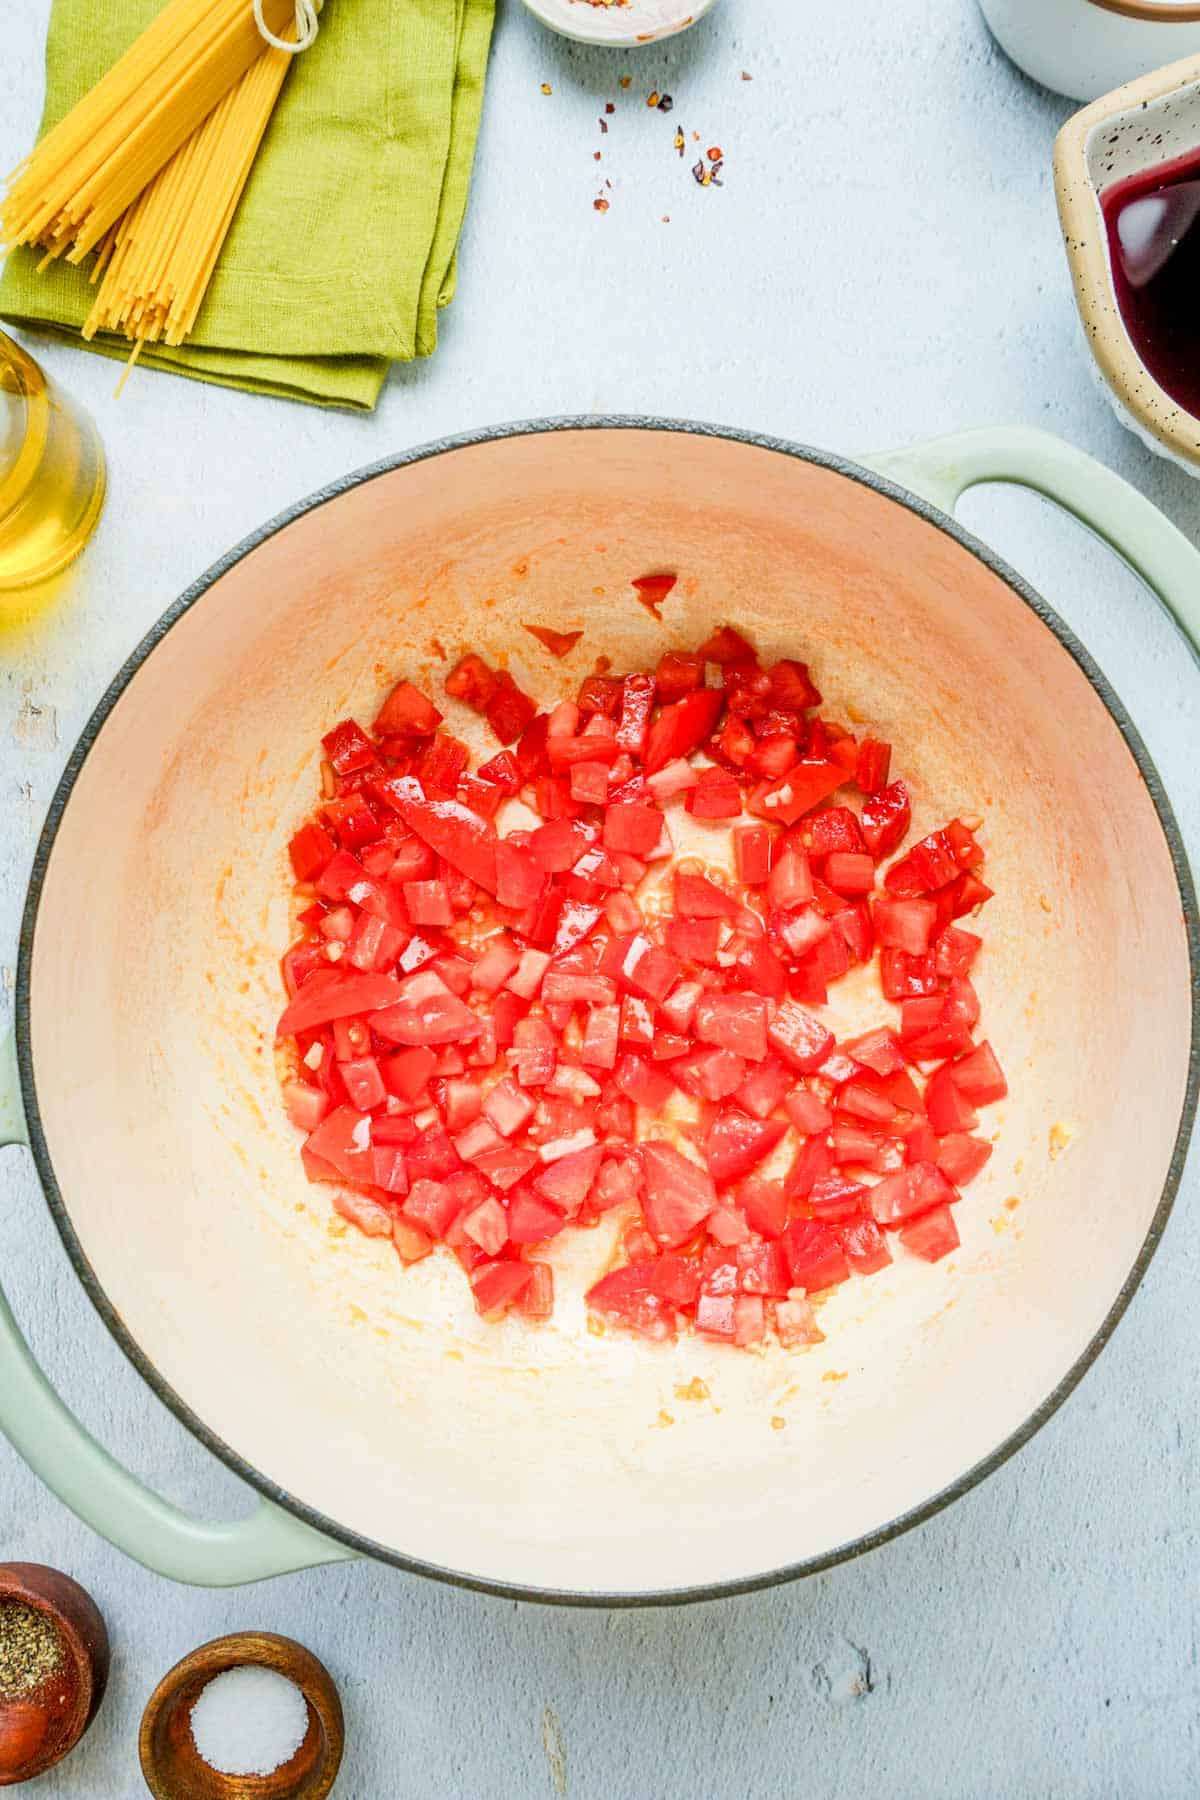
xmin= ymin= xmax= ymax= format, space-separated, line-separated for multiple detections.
xmin=0 ymin=420 xmax=1197 ymax=1604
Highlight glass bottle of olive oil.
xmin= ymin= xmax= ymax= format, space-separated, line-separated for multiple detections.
xmin=0 ymin=331 xmax=105 ymax=594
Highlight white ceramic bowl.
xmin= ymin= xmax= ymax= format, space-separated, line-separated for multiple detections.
xmin=3 ymin=420 xmax=1197 ymax=1601
xmin=518 ymin=0 xmax=719 ymax=48
xmin=979 ymin=0 xmax=1200 ymax=102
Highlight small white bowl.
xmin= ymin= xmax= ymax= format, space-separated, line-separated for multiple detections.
xmin=518 ymin=0 xmax=720 ymax=48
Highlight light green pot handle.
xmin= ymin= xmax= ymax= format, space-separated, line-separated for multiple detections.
xmin=0 ymin=1029 xmax=355 ymax=1585
xmin=861 ymin=425 xmax=1200 ymax=663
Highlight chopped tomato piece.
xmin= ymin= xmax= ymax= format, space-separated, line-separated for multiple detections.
xmin=702 ymin=1110 xmax=787 ymax=1183
xmin=640 ymin=1140 xmax=717 ymax=1247
xmin=898 ymin=1204 xmax=960 ymax=1262
xmin=375 ymin=680 xmax=443 ymax=738
xmin=782 ymin=1219 xmax=850 ymax=1292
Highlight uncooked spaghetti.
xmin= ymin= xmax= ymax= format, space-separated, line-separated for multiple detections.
xmin=2 ymin=0 xmax=297 ymax=267
xmin=84 ymin=38 xmax=293 ymax=351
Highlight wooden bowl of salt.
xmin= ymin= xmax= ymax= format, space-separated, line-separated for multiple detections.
xmin=139 ymin=1632 xmax=343 ymax=1800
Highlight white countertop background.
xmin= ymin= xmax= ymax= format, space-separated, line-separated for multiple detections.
xmin=2 ymin=2 xmax=1199 ymax=1794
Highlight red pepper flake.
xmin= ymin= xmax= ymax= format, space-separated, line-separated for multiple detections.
xmin=541 ymin=83 xmax=552 ymax=95
xmin=605 ymin=101 xmax=615 ymax=114
xmin=674 ymin=128 xmax=685 ymax=156
xmin=707 ymin=145 xmax=723 ymax=161
xmin=631 ymin=572 xmax=678 ymax=619
xmin=741 ymin=70 xmax=753 ymax=81
xmin=594 ymin=151 xmax=602 ymax=161
xmin=619 ymin=75 xmax=631 ymax=88
xmin=657 ymin=94 xmax=674 ymax=113
xmin=599 ymin=118 xmax=608 ymax=133
xmin=593 ymin=197 xmax=610 ymax=213
xmin=523 ymin=623 xmax=584 ymax=659
xmin=647 ymin=90 xmax=660 ymax=108
xmin=692 ymin=160 xmax=710 ymax=187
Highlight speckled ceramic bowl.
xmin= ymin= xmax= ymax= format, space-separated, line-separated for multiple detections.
xmin=517 ymin=0 xmax=719 ymax=48
xmin=1056 ymin=52 xmax=1200 ymax=471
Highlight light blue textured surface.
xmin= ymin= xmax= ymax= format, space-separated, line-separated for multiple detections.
xmin=1 ymin=2 xmax=1198 ymax=1794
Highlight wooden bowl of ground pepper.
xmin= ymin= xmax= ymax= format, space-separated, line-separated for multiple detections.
xmin=0 ymin=1564 xmax=109 ymax=1786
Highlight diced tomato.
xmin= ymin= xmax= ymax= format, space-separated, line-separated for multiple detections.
xmin=603 ymin=802 xmax=664 ymax=857
xmin=824 ymin=852 xmax=875 ymax=897
xmin=282 ymin=1080 xmax=329 ymax=1133
xmin=685 ymin=767 xmax=742 ymax=818
xmin=737 ymin=1176 xmax=789 ymax=1240
xmin=868 ymin=1160 xmax=956 ymax=1226
xmin=734 ymin=824 xmax=774 ymax=885
xmin=855 ymin=738 xmax=891 ymax=794
xmin=861 ymin=781 xmax=911 ymax=858
xmin=768 ymin=1001 xmax=834 ymax=1072
xmin=735 ymin=1054 xmax=792 ymax=1120
xmin=898 ymin=1203 xmax=960 ymax=1262
xmin=332 ymin=1187 xmax=394 ymax=1238
xmin=785 ymin=1134 xmax=833 ymax=1200
xmin=611 ymin=1053 xmax=673 ymax=1110
xmin=506 ymin=1190 xmax=567 ymax=1245
xmin=640 ymin=1141 xmax=717 ymax=1246
xmin=703 ymin=1110 xmax=787 ymax=1183
xmin=654 ymin=649 xmax=703 ymax=701
xmin=693 ymin=992 xmax=769 ymax=1062
xmin=752 ymin=759 xmax=844 ymax=826
xmin=340 ymin=1056 xmax=387 ymax=1113
xmin=587 ymin=1263 xmax=676 ymax=1340
xmin=484 ymin=672 xmax=538 ymax=745
xmin=949 ymin=1040 xmax=1008 ymax=1107
xmin=674 ymin=869 xmax=739 ymax=918
xmin=471 ymin=1260 xmax=534 ymax=1316
xmin=838 ymin=1214 xmax=892 ymax=1274
xmin=375 ymin=680 xmax=443 ymax=738
xmin=924 ymin=1064 xmax=979 ymax=1135
xmin=782 ymin=1219 xmax=850 ymax=1292
xmin=278 ymin=970 xmax=406 ymax=1037
xmin=289 ymin=821 xmax=337 ymax=881
xmin=936 ymin=1133 xmax=992 ymax=1185
xmin=698 ymin=624 xmax=757 ymax=665
xmin=643 ymin=688 xmax=725 ymax=775
xmin=283 ymin=622 xmax=1002 ymax=1341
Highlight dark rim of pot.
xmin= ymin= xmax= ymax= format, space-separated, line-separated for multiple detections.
xmin=15 ymin=416 xmax=1200 ymax=1607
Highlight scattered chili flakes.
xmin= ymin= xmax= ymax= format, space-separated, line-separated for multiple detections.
xmin=741 ymin=70 xmax=753 ymax=80
xmin=594 ymin=151 xmax=602 ymax=161
xmin=599 ymin=117 xmax=608 ymax=133
xmin=631 ymin=571 xmax=678 ymax=618
xmin=605 ymin=101 xmax=616 ymax=114
xmin=619 ymin=74 xmax=632 ymax=88
xmin=707 ymin=145 xmax=723 ymax=161
xmin=523 ymin=623 xmax=584 ymax=659
xmin=593 ymin=196 xmax=610 ymax=213
xmin=692 ymin=160 xmax=710 ymax=187
xmin=647 ymin=89 xmax=660 ymax=108
xmin=674 ymin=128 xmax=686 ymax=156
xmin=541 ymin=82 xmax=552 ymax=95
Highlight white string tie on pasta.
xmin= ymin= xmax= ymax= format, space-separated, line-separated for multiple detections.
xmin=253 ymin=0 xmax=320 ymax=53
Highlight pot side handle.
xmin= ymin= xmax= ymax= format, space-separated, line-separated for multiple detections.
xmin=860 ymin=425 xmax=1200 ymax=664
xmin=0 ymin=1029 xmax=356 ymax=1586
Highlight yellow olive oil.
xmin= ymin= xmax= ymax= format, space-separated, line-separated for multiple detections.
xmin=0 ymin=332 xmax=105 ymax=595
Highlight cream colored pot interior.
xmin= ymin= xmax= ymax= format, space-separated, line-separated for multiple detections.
xmin=27 ymin=429 xmax=1192 ymax=1596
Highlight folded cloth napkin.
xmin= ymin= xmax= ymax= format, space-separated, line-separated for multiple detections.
xmin=0 ymin=0 xmax=494 ymax=409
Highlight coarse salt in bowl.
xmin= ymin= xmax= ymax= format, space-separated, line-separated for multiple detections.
xmin=518 ymin=0 xmax=721 ymax=49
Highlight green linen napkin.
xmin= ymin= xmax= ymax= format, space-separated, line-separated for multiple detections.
xmin=0 ymin=0 xmax=494 ymax=409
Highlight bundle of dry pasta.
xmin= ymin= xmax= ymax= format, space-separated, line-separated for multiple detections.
xmin=2 ymin=0 xmax=310 ymax=364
